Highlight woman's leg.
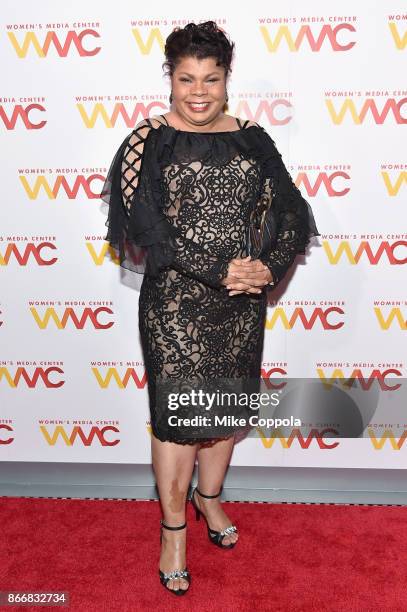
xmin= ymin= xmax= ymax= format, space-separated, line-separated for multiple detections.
xmin=152 ymin=434 xmax=198 ymax=591
xmin=195 ymin=436 xmax=238 ymax=546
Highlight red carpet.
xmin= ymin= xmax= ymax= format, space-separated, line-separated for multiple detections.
xmin=0 ymin=497 xmax=406 ymax=611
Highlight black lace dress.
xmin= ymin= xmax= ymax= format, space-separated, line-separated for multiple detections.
xmin=101 ymin=114 xmax=320 ymax=444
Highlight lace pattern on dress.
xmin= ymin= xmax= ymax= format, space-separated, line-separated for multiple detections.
xmin=101 ymin=116 xmax=320 ymax=445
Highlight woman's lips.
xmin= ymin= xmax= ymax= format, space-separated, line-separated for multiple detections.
xmin=188 ymin=102 xmax=210 ymax=112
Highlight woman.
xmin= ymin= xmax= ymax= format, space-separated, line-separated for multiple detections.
xmin=102 ymin=21 xmax=320 ymax=595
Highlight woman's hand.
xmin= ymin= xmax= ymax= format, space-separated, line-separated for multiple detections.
xmin=222 ymin=256 xmax=273 ymax=296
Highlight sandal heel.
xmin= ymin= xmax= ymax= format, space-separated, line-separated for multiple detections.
xmin=194 ymin=505 xmax=201 ymax=521
xmin=189 ymin=486 xmax=238 ymax=550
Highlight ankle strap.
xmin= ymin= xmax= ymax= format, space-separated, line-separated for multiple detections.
xmin=195 ymin=486 xmax=222 ymax=499
xmin=160 ymin=519 xmax=187 ymax=531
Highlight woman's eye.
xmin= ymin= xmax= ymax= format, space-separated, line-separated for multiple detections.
xmin=179 ymin=78 xmax=219 ymax=83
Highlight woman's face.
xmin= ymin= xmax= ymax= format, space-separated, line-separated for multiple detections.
xmin=170 ymin=55 xmax=227 ymax=127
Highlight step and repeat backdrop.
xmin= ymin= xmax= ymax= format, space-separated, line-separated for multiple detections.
xmin=1 ymin=1 xmax=406 ymax=467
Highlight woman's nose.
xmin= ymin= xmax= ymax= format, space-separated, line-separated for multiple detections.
xmin=191 ymin=85 xmax=207 ymax=95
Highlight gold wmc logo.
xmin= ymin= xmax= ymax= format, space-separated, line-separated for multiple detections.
xmin=39 ymin=425 xmax=120 ymax=446
xmin=7 ymin=29 xmax=101 ymax=57
xmin=260 ymin=24 xmax=357 ymax=52
xmin=325 ymin=97 xmax=406 ymax=124
xmin=257 ymin=427 xmax=340 ymax=449
xmin=368 ymin=429 xmax=407 ymax=450
xmin=29 ymin=306 xmax=114 ymax=329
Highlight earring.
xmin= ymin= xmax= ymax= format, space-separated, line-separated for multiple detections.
xmin=225 ymin=91 xmax=229 ymax=103
xmin=169 ymin=91 xmax=173 ymax=104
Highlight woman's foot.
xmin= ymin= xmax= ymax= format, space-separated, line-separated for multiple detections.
xmin=159 ymin=524 xmax=190 ymax=593
xmin=193 ymin=490 xmax=239 ymax=546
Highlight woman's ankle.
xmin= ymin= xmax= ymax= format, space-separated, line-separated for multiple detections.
xmin=196 ymin=488 xmax=221 ymax=504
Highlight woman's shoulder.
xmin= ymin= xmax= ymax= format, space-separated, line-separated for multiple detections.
xmin=121 ymin=116 xmax=165 ymax=154
xmin=128 ymin=116 xmax=165 ymax=139
xmin=236 ymin=117 xmax=261 ymax=130
xmin=135 ymin=113 xmax=262 ymax=132
xmin=120 ymin=115 xmax=266 ymax=158
xmin=214 ymin=113 xmax=261 ymax=131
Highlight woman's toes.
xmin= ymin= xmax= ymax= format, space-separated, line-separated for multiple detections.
xmin=222 ymin=531 xmax=238 ymax=546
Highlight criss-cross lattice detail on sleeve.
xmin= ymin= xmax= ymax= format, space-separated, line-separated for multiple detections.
xmin=120 ymin=117 xmax=163 ymax=216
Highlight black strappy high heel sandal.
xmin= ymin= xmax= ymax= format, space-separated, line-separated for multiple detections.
xmin=158 ymin=520 xmax=191 ymax=595
xmin=190 ymin=486 xmax=238 ymax=549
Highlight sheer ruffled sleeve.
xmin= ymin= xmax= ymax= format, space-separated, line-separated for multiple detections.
xmin=101 ymin=118 xmax=174 ymax=276
xmin=254 ymin=127 xmax=321 ymax=289
xmin=101 ymin=118 xmax=229 ymax=288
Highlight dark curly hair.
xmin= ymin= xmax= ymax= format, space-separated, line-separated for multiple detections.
xmin=162 ymin=21 xmax=235 ymax=79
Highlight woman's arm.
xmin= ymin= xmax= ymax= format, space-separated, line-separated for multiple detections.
xmin=119 ymin=119 xmax=230 ymax=288
xmin=255 ymin=128 xmax=321 ymax=289
xmin=259 ymin=222 xmax=303 ymax=289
